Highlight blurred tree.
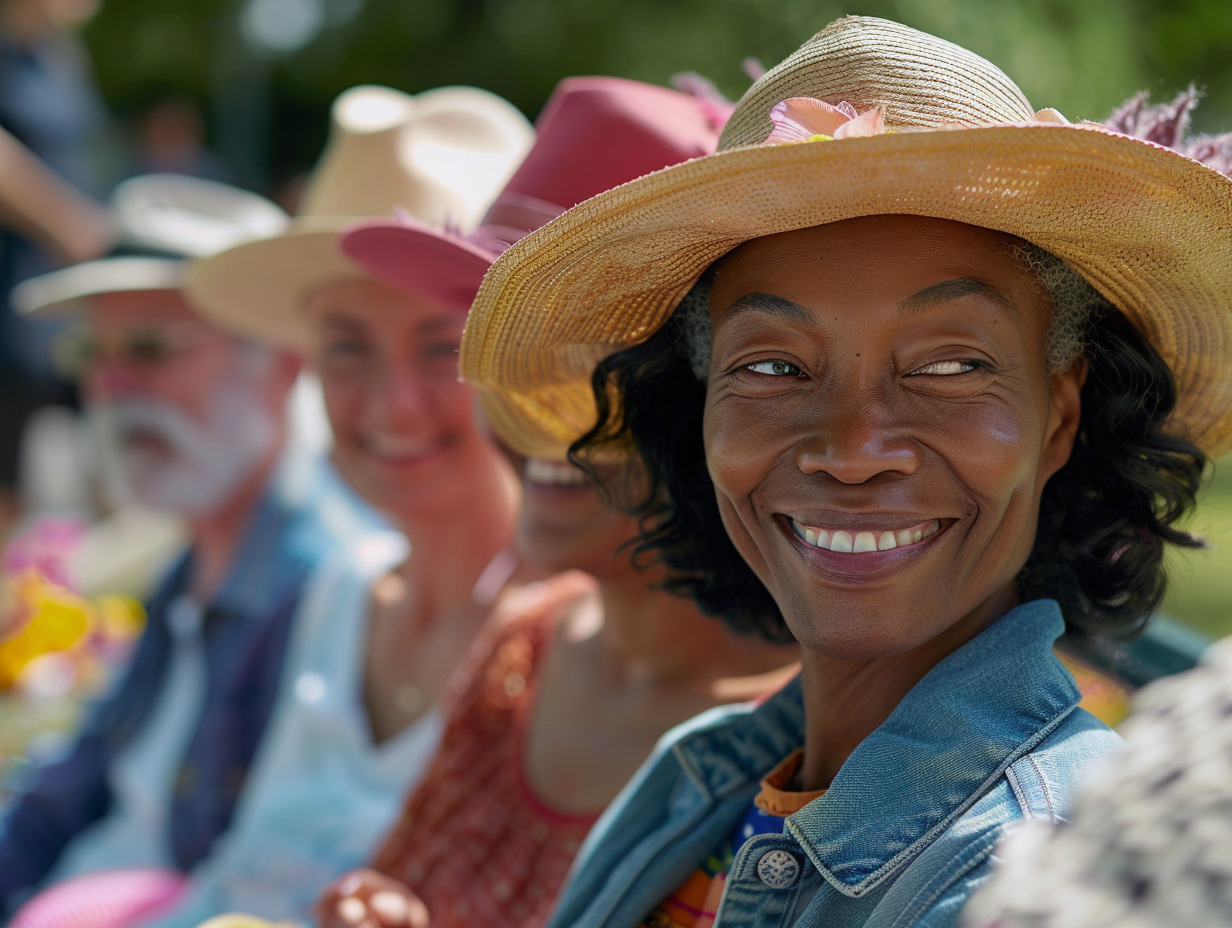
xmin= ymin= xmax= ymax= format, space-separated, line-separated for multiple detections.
xmin=80 ymin=0 xmax=1232 ymax=194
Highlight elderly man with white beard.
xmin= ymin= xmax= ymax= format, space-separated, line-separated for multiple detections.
xmin=0 ymin=175 xmax=374 ymax=919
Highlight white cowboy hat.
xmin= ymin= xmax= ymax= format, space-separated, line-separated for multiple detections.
xmin=13 ymin=173 xmax=288 ymax=317
xmin=185 ymin=84 xmax=535 ymax=351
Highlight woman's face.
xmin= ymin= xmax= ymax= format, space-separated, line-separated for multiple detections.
xmin=305 ymin=277 xmax=506 ymax=524
xmin=703 ymin=215 xmax=1084 ymax=660
xmin=504 ymin=449 xmax=639 ymax=578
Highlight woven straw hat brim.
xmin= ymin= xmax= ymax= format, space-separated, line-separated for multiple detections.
xmin=461 ymin=122 xmax=1232 ymax=461
xmin=185 ymin=218 xmax=370 ymax=353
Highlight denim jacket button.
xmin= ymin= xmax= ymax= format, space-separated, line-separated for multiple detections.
xmin=756 ymin=849 xmax=801 ymax=889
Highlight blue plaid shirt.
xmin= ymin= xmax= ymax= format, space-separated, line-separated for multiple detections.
xmin=0 ymin=452 xmax=376 ymax=917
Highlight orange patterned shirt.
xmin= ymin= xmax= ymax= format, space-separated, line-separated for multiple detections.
xmin=370 ymin=572 xmax=599 ymax=928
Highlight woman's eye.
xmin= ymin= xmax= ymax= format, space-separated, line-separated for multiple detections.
xmin=745 ymin=359 xmax=803 ymax=377
xmin=321 ymin=339 xmax=369 ymax=362
xmin=909 ymin=359 xmax=981 ymax=376
xmin=423 ymin=340 xmax=461 ymax=360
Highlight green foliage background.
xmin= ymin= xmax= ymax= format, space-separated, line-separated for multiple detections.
xmin=82 ymin=0 xmax=1232 ymax=190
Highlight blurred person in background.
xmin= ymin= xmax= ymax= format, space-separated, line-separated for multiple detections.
xmin=0 ymin=174 xmax=373 ymax=921
xmin=130 ymin=97 xmax=233 ymax=183
xmin=177 ymin=77 xmax=795 ymax=928
xmin=96 ymin=84 xmax=543 ymax=927
xmin=0 ymin=125 xmax=111 ymax=269
xmin=0 ymin=0 xmax=112 ymax=538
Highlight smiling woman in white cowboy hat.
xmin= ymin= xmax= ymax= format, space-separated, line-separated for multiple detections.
xmin=460 ymin=16 xmax=1232 ymax=928
xmin=152 ymin=83 xmax=537 ymax=925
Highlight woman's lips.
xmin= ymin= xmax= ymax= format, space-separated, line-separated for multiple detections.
xmin=786 ymin=516 xmax=942 ymax=553
xmin=362 ymin=432 xmax=447 ymax=464
xmin=523 ymin=457 xmax=590 ymax=488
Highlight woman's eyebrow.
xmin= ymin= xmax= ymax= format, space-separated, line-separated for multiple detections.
xmin=898 ymin=277 xmax=1017 ymax=316
xmin=718 ymin=292 xmax=813 ymax=324
xmin=317 ymin=313 xmax=363 ymax=332
xmin=417 ymin=316 xmax=467 ymax=335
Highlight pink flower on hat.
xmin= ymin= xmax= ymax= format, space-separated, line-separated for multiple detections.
xmin=765 ymin=97 xmax=886 ymax=144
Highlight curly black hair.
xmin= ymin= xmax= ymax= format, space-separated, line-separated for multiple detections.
xmin=570 ymin=259 xmax=1208 ymax=644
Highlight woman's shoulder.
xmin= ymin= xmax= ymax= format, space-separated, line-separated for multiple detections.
xmin=857 ymin=708 xmax=1123 ymax=927
xmin=436 ymin=570 xmax=598 ymax=718
xmin=1008 ymin=707 xmax=1123 ymax=819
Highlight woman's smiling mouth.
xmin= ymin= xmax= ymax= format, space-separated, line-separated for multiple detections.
xmin=786 ymin=516 xmax=942 ymax=553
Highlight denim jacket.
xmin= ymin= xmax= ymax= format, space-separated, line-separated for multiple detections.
xmin=0 ymin=453 xmax=377 ymax=918
xmin=548 ymin=599 xmax=1121 ymax=928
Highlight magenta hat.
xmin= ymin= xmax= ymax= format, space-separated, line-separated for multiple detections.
xmin=339 ymin=76 xmax=725 ymax=310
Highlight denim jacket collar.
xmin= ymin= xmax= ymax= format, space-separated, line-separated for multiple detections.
xmin=675 ymin=599 xmax=1078 ymax=897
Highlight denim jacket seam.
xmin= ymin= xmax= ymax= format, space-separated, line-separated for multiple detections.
xmin=1026 ymin=754 xmax=1057 ymax=821
xmin=1004 ymin=764 xmax=1029 ymax=817
xmin=880 ymin=825 xmax=1003 ymax=928
xmin=587 ymin=789 xmax=718 ymax=928
xmin=793 ymin=702 xmax=1078 ymax=899
xmin=672 ymin=740 xmax=716 ymax=799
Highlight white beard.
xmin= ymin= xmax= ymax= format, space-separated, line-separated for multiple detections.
xmin=88 ymin=381 xmax=277 ymax=515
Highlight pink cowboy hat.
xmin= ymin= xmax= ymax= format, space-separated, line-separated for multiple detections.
xmin=339 ymin=76 xmax=726 ymax=312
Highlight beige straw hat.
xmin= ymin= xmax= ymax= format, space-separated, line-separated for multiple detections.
xmin=460 ymin=15 xmax=1232 ymax=461
xmin=187 ymin=84 xmax=534 ymax=350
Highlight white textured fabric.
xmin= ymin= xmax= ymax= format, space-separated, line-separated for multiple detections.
xmin=965 ymin=637 xmax=1232 ymax=928
xmin=48 ymin=596 xmax=207 ymax=879
xmin=152 ymin=532 xmax=444 ymax=926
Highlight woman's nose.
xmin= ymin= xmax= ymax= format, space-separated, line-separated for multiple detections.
xmin=793 ymin=391 xmax=922 ymax=484
xmin=371 ymin=364 xmax=433 ymax=427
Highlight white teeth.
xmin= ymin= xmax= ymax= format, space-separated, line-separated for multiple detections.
xmin=790 ymin=518 xmax=942 ymax=554
xmin=853 ymin=531 xmax=878 ymax=553
xmin=525 ymin=457 xmax=589 ymax=487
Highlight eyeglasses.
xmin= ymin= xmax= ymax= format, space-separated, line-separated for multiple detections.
xmin=52 ymin=325 xmax=228 ymax=379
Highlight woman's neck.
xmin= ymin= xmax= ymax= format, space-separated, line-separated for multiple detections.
xmin=795 ymin=590 xmax=1016 ymax=791
xmin=391 ymin=461 xmax=521 ymax=614
xmin=587 ymin=570 xmax=797 ymax=695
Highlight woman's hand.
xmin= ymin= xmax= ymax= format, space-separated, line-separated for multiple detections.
xmin=317 ymin=869 xmax=429 ymax=928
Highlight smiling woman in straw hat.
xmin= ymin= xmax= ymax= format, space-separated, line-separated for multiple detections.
xmin=459 ymin=15 xmax=1231 ymax=928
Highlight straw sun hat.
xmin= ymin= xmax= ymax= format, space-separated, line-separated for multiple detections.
xmin=186 ymin=84 xmax=534 ymax=350
xmin=460 ymin=15 xmax=1232 ymax=462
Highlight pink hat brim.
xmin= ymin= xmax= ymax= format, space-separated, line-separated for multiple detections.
xmin=340 ymin=219 xmax=498 ymax=311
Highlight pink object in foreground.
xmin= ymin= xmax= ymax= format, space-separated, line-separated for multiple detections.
xmin=11 ymin=869 xmax=189 ymax=928
xmin=765 ymin=97 xmax=886 ymax=144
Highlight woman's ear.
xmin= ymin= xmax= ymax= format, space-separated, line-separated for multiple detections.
xmin=1041 ymin=357 xmax=1089 ymax=481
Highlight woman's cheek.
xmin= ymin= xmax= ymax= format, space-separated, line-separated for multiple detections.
xmin=704 ymin=397 xmax=779 ymax=577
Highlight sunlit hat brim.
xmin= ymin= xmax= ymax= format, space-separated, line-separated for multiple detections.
xmin=461 ymin=122 xmax=1232 ymax=460
xmin=184 ymin=218 xmax=370 ymax=352
xmin=14 ymin=257 xmax=186 ymax=317
xmin=340 ymin=219 xmax=497 ymax=311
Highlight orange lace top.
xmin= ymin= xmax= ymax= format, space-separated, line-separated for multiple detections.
xmin=370 ymin=571 xmax=598 ymax=928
